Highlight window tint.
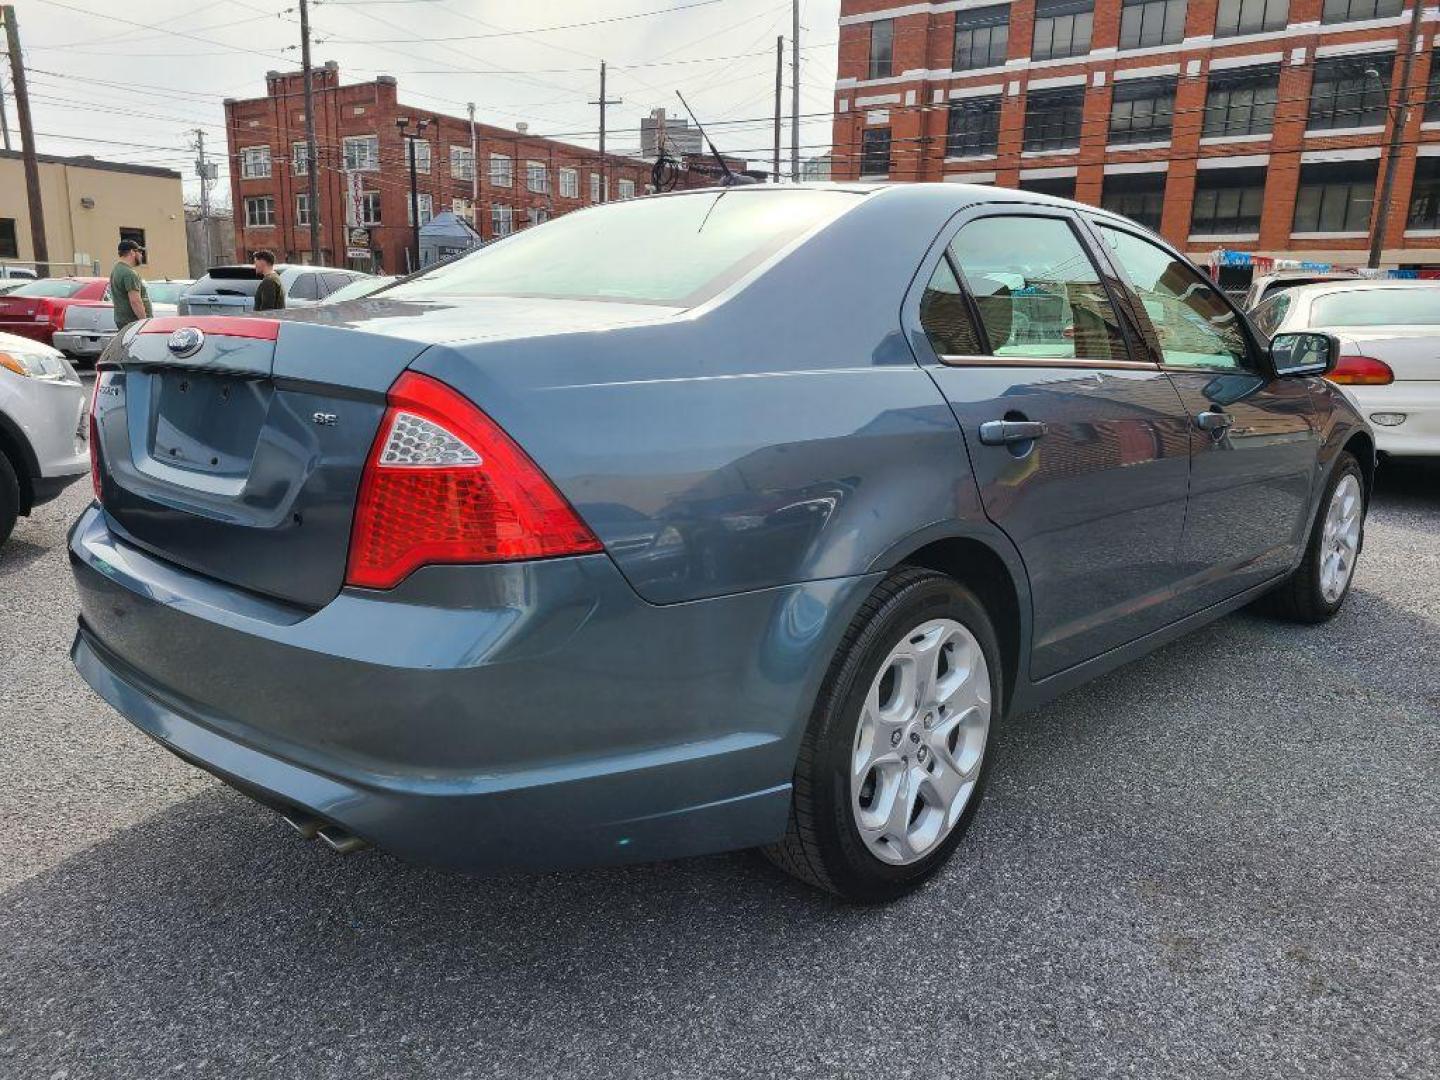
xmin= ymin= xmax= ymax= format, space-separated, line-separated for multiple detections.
xmin=1203 ymin=65 xmax=1279 ymax=138
xmin=947 ymin=97 xmax=1001 ymax=157
xmin=1109 ymin=77 xmax=1176 ymax=145
xmin=1249 ymin=292 xmax=1290 ymax=336
xmin=954 ymin=6 xmax=1009 ymax=70
xmin=1311 ymin=289 xmax=1440 ymax=326
xmin=1098 ymin=226 xmax=1251 ymax=370
xmin=387 ymin=190 xmax=860 ymax=307
xmin=1101 ymin=172 xmax=1166 ymax=231
xmin=289 ymin=273 xmax=321 ymax=301
xmin=948 ymin=215 xmax=1126 ymax=361
xmin=322 ymin=272 xmax=355 ymax=294
xmin=1214 ymin=0 xmax=1288 ymax=34
xmin=919 ymin=256 xmax=984 ymax=356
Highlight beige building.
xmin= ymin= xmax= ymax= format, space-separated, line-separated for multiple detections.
xmin=0 ymin=150 xmax=188 ymax=279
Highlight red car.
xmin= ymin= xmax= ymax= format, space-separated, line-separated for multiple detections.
xmin=0 ymin=277 xmax=108 ymax=348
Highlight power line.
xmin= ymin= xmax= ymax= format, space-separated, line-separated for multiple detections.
xmin=321 ymin=0 xmax=728 ymax=44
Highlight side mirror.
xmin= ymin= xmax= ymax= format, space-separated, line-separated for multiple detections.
xmin=1271 ymin=331 xmax=1339 ymax=377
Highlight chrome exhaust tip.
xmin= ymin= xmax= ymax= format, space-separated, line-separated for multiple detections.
xmin=316 ymin=823 xmax=369 ymax=855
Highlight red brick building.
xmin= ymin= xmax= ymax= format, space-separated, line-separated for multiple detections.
xmin=223 ymin=64 xmax=656 ymax=273
xmin=831 ymin=0 xmax=1440 ymax=274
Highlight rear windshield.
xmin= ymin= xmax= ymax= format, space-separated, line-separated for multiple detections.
xmin=190 ymin=274 xmax=261 ymax=296
xmin=387 ymin=189 xmax=862 ymax=307
xmin=11 ymin=279 xmax=88 ymax=299
xmin=1311 ymin=289 xmax=1440 ymax=326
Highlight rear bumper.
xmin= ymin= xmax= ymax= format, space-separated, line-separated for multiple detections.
xmin=68 ymin=506 xmax=874 ymax=872
xmin=53 ymin=330 xmax=112 ymax=358
xmin=1344 ymin=383 xmax=1440 ymax=457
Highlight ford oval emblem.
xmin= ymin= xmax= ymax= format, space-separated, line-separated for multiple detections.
xmin=167 ymin=326 xmax=205 ymax=358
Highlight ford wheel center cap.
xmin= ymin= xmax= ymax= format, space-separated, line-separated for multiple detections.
xmin=167 ymin=327 xmax=205 ymax=358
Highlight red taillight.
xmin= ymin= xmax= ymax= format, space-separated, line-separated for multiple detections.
xmin=344 ymin=371 xmax=602 ymax=589
xmin=1330 ymin=355 xmax=1393 ymax=386
xmin=88 ymin=373 xmax=103 ymax=502
xmin=37 ymin=299 xmax=64 ymax=329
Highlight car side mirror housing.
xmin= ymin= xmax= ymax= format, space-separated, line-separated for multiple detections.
xmin=1271 ymin=331 xmax=1339 ymax=377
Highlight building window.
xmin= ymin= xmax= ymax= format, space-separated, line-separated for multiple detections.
xmin=1203 ymin=64 xmax=1279 ymax=137
xmin=1032 ymin=0 xmax=1093 ymax=62
xmin=490 ymin=154 xmax=513 ymax=188
xmin=526 ymin=160 xmax=548 ymax=193
xmin=1119 ymin=0 xmax=1186 ymax=49
xmin=1407 ymin=158 xmax=1440 ymax=231
xmin=0 ymin=218 xmax=17 ymax=259
xmin=408 ymin=140 xmax=432 ymax=174
xmin=1017 ymin=174 xmax=1077 ymax=198
xmin=244 ymin=196 xmax=275 ymax=228
xmin=452 ymin=197 xmax=473 ymax=221
xmin=450 ymin=145 xmax=475 ymax=181
xmin=1307 ymin=55 xmax=1392 ymax=130
xmin=1293 ymin=160 xmax=1377 ymax=232
xmin=360 ymin=191 xmax=382 ymax=226
xmin=1191 ymin=167 xmax=1266 ymax=234
xmin=618 ymin=178 xmax=637 ymax=199
xmin=1427 ymin=65 xmax=1440 ymax=123
xmin=528 ymin=207 xmax=549 ymax=227
xmin=868 ymin=19 xmax=894 ymax=79
xmin=491 ymin=205 xmax=513 ymax=236
xmin=292 ymin=141 xmax=309 ymax=176
xmin=590 ymin=172 xmax=602 ymax=202
xmin=1101 ymin=172 xmax=1166 ymax=230
xmin=119 ymin=226 xmax=146 ymax=254
xmin=296 ymin=193 xmax=311 ymax=226
xmin=947 ymin=97 xmax=1001 ymax=157
xmin=1321 ymin=0 xmax=1401 ymax=22
xmin=1214 ymin=0 xmax=1289 ymax=35
xmin=239 ymin=146 xmax=271 ymax=179
xmin=559 ymin=167 xmax=579 ymax=199
xmin=954 ymin=6 xmax=1009 ymax=71
xmin=343 ymin=135 xmax=380 ymax=172
xmin=861 ymin=128 xmax=892 ymax=175
xmin=1023 ymin=87 xmax=1086 ymax=152
xmin=407 ymin=192 xmax=434 ymax=226
xmin=1109 ymin=77 xmax=1175 ymax=145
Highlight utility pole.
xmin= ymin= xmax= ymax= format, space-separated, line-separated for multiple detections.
xmin=790 ymin=0 xmax=800 ymax=183
xmin=298 ymin=0 xmax=323 ymax=264
xmin=467 ymin=101 xmax=478 ymax=211
xmin=397 ymin=117 xmax=427 ymax=272
xmin=0 ymin=67 xmax=12 ymax=151
xmin=1367 ymin=1 xmax=1425 ymax=270
xmin=3 ymin=6 xmax=48 ymax=276
xmin=194 ymin=128 xmax=214 ymax=270
xmin=773 ymin=36 xmax=783 ymax=183
xmin=589 ymin=62 xmax=621 ymax=203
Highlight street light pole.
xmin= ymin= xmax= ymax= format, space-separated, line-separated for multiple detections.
xmin=1366 ymin=1 xmax=1425 ymax=270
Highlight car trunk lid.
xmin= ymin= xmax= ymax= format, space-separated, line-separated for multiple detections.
xmin=1335 ymin=327 xmax=1440 ymax=382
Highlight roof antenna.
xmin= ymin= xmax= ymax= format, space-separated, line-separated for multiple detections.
xmin=674 ymin=91 xmax=756 ymax=187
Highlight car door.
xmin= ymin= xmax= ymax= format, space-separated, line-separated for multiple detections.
xmin=1086 ymin=220 xmax=1320 ymax=606
xmin=915 ymin=207 xmax=1194 ymax=681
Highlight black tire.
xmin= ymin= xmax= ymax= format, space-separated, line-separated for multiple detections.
xmin=0 ymin=451 xmax=19 ymax=548
xmin=764 ymin=567 xmax=1003 ymax=903
xmin=1258 ymin=451 xmax=1366 ymax=623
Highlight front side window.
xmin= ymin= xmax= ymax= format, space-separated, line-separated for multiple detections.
xmin=1214 ymin=0 xmax=1289 ymax=35
xmin=1307 ymin=55 xmax=1391 ymax=130
xmin=1032 ymin=0 xmax=1093 ymax=61
xmin=1024 ymin=87 xmax=1086 ymax=152
xmin=289 ymin=273 xmax=321 ymax=301
xmin=343 ymin=135 xmax=379 ymax=172
xmin=1191 ymin=167 xmax=1267 ymax=234
xmin=244 ymin=196 xmax=275 ymax=228
xmin=1407 ymin=157 xmax=1440 ymax=231
xmin=1119 ymin=0 xmax=1187 ymax=49
xmin=954 ymin=6 xmax=1009 ymax=71
xmin=1293 ymin=161 xmax=1377 ymax=232
xmin=388 ymin=189 xmax=861 ymax=307
xmin=947 ymin=215 xmax=1126 ymax=361
xmin=919 ymin=255 xmax=984 ymax=356
xmin=868 ymin=19 xmax=895 ymax=79
xmin=1321 ymin=0 xmax=1401 ymax=22
xmin=1098 ymin=225 xmax=1251 ymax=370
xmin=861 ymin=128 xmax=892 ymax=175
xmin=1249 ymin=292 xmax=1291 ymax=336
xmin=240 ymin=146 xmax=271 ymax=179
xmin=1203 ymin=65 xmax=1279 ymax=137
xmin=1109 ymin=77 xmax=1176 ymax=145
xmin=490 ymin=154 xmax=513 ymax=188
xmin=1311 ymin=288 xmax=1440 ymax=325
xmin=450 ymin=145 xmax=475 ymax=180
xmin=527 ymin=161 xmax=548 ymax=194
xmin=1101 ymin=172 xmax=1167 ymax=230
xmin=947 ymin=97 xmax=1002 ymax=157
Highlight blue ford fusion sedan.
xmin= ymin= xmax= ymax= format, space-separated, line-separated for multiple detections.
xmin=72 ymin=185 xmax=1372 ymax=902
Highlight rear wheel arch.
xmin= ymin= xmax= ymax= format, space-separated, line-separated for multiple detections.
xmin=1341 ymin=430 xmax=1374 ymax=501
xmin=0 ymin=411 xmax=37 ymax=514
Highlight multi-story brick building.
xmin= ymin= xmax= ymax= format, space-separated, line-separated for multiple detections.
xmin=831 ymin=0 xmax=1440 ymax=276
xmin=223 ymin=64 xmax=656 ymax=273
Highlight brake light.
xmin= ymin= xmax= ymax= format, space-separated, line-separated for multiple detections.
xmin=345 ymin=371 xmax=601 ymax=589
xmin=1330 ymin=355 xmax=1393 ymax=386
xmin=36 ymin=299 xmax=65 ymax=329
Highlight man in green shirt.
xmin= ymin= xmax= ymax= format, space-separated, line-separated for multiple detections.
xmin=252 ymin=249 xmax=285 ymax=311
xmin=110 ymin=240 xmax=151 ymax=330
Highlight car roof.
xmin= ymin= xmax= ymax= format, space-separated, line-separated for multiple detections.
xmin=1263 ymin=279 xmax=1440 ymax=301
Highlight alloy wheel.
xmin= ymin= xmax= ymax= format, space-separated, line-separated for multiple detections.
xmin=1319 ymin=473 xmax=1362 ymax=604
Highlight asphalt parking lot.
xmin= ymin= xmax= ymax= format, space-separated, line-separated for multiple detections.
xmin=1 ymin=461 xmax=1437 ymax=1079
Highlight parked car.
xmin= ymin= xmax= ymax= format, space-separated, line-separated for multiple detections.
xmin=73 ymin=186 xmax=1372 ymax=902
xmin=0 ymin=331 xmax=88 ymax=546
xmin=1242 ymin=269 xmax=1362 ymax=311
xmin=0 ymin=281 xmax=31 ymax=297
xmin=0 ymin=265 xmax=38 ymax=281
xmin=0 ymin=278 xmax=108 ymax=348
xmin=178 ymin=265 xmax=370 ymax=315
xmin=52 ymin=279 xmax=193 ymax=362
xmin=1251 ymin=278 xmax=1440 ymax=458
xmin=319 ymin=275 xmax=397 ymax=304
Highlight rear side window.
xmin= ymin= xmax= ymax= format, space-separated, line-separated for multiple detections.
xmin=947 ymin=215 xmax=1127 ymax=361
xmin=11 ymin=279 xmax=88 ymax=299
xmin=387 ymin=190 xmax=862 ymax=307
xmin=919 ymin=256 xmax=984 ymax=356
xmin=289 ymin=273 xmax=321 ymax=300
xmin=321 ymin=272 xmax=355 ymax=294
xmin=1311 ymin=288 xmax=1440 ymax=326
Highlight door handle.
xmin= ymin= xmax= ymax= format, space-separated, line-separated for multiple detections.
xmin=1195 ymin=410 xmax=1233 ymax=433
xmin=979 ymin=420 xmax=1046 ymax=446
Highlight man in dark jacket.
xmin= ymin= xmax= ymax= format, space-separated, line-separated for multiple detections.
xmin=252 ymin=250 xmax=285 ymax=311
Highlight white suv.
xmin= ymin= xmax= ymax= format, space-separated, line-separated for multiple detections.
xmin=0 ymin=331 xmax=88 ymax=546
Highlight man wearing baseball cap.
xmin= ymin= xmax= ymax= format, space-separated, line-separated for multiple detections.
xmin=110 ymin=239 xmax=152 ymax=331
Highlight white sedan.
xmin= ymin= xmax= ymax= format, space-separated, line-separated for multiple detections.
xmin=1251 ymin=280 xmax=1440 ymax=457
xmin=0 ymin=330 xmax=89 ymax=546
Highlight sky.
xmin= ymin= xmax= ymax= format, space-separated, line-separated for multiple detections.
xmin=4 ymin=0 xmax=843 ymax=209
